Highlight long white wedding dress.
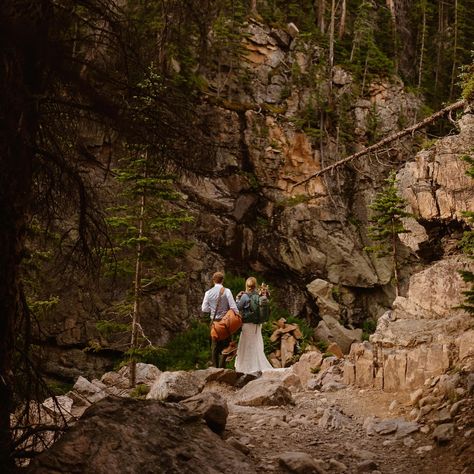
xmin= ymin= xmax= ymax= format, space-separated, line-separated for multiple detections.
xmin=235 ymin=322 xmax=273 ymax=374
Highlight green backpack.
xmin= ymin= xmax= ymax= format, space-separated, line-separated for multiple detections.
xmin=243 ymin=292 xmax=270 ymax=324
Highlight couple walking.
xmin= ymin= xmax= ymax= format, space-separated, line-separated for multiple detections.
xmin=201 ymin=271 xmax=273 ymax=374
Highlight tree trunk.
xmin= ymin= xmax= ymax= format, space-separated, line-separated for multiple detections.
xmin=418 ymin=1 xmax=427 ymax=89
xmin=250 ymin=0 xmax=258 ymax=15
xmin=0 ymin=201 xmax=30 ymax=469
xmin=434 ymin=0 xmax=445 ymax=94
xmin=316 ymin=0 xmax=326 ymax=34
xmin=329 ymin=0 xmax=336 ymax=72
xmin=386 ymin=0 xmax=396 ymax=18
xmin=0 ymin=101 xmax=35 ymax=473
xmin=392 ymin=221 xmax=400 ymax=297
xmin=0 ymin=2 xmax=42 ymax=466
xmin=388 ymin=0 xmax=398 ymax=73
xmin=129 ymin=158 xmax=147 ymax=388
xmin=449 ymin=0 xmax=458 ymax=100
xmin=338 ymin=0 xmax=346 ymax=39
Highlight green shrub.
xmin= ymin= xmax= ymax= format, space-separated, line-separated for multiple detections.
xmin=130 ymin=383 xmax=150 ymax=399
xmin=138 ymin=321 xmax=211 ymax=371
xmin=362 ymin=319 xmax=377 ymax=341
xmin=314 ymin=340 xmax=329 ymax=352
xmin=46 ymin=380 xmax=74 ymax=396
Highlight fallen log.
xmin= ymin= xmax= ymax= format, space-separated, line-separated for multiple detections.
xmin=291 ymin=99 xmax=467 ymax=190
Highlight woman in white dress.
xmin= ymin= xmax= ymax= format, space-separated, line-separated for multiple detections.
xmin=234 ymin=277 xmax=273 ymax=374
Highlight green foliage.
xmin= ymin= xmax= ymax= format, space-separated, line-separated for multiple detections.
xmin=104 ymin=147 xmax=193 ymax=277
xmin=365 ymin=171 xmax=412 ymax=257
xmin=365 ymin=171 xmax=411 ymax=294
xmin=130 ymin=384 xmax=150 ymax=399
xmin=96 ymin=320 xmax=130 ymax=338
xmin=262 ymin=314 xmax=313 ymax=357
xmin=362 ymin=319 xmax=377 ymax=341
xmin=347 ymin=1 xmax=395 ymax=81
xmin=366 ymin=104 xmax=381 ymax=144
xmin=412 ymin=2 xmax=474 ymax=106
xmin=314 ymin=339 xmax=329 ymax=352
xmin=291 ymin=100 xmax=320 ymax=132
xmin=21 ymin=225 xmax=62 ymax=323
xmin=460 ymin=56 xmax=474 ymax=101
xmin=240 ymin=171 xmax=260 ymax=191
xmin=458 ymin=270 xmax=474 ymax=314
xmin=223 ymin=274 xmax=246 ymax=300
xmin=459 ymin=153 xmax=474 ymax=314
xmin=143 ymin=321 xmax=211 ymax=371
xmin=27 ymin=297 xmax=60 ymax=320
xmin=46 ymin=380 xmax=74 ymax=397
xmin=259 ymin=1 xmax=318 ymax=32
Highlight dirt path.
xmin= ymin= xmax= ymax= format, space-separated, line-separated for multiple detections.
xmin=224 ymin=386 xmax=472 ymax=473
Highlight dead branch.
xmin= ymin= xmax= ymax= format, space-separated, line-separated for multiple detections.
xmin=291 ymin=99 xmax=466 ymax=190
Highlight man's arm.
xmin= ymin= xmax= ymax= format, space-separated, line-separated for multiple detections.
xmin=226 ymin=289 xmax=239 ymax=314
xmin=201 ymin=291 xmax=211 ymax=313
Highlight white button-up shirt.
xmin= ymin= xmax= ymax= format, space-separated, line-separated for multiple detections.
xmin=201 ymin=283 xmax=239 ymax=320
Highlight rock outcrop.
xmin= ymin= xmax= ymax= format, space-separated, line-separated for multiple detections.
xmin=27 ymin=398 xmax=257 ymax=474
xmin=343 ymin=256 xmax=472 ymax=392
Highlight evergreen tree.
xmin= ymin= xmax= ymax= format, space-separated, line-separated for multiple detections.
xmin=100 ymin=139 xmax=193 ymax=387
xmin=365 ymin=171 xmax=411 ymax=296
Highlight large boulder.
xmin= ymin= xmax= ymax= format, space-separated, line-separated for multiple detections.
xmin=27 ymin=398 xmax=257 ymax=474
xmin=180 ymin=391 xmax=229 ymax=434
xmin=315 ymin=315 xmax=362 ymax=354
xmin=306 ymin=279 xmax=341 ymax=319
xmin=291 ymin=350 xmax=324 ymax=388
xmin=233 ymin=379 xmax=294 ymax=406
xmin=146 ymin=371 xmax=205 ymax=401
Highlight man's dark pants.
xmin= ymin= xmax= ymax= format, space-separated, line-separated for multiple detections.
xmin=211 ymin=337 xmax=230 ymax=368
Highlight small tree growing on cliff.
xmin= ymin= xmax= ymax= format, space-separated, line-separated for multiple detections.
xmin=365 ymin=171 xmax=411 ymax=296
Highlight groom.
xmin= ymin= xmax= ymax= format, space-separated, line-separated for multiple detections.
xmin=201 ymin=271 xmax=239 ymax=368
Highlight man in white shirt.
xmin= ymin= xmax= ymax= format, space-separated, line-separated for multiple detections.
xmin=201 ymin=271 xmax=239 ymax=367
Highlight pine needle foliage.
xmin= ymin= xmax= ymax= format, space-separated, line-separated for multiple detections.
xmin=365 ymin=171 xmax=412 ymax=295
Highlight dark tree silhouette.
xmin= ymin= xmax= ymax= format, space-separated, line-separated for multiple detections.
xmin=0 ymin=0 xmax=214 ymax=467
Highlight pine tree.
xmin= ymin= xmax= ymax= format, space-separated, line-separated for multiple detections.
xmin=365 ymin=171 xmax=412 ymax=296
xmin=101 ymin=137 xmax=193 ymax=387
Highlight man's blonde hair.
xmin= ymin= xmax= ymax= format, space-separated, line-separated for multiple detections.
xmin=212 ymin=271 xmax=224 ymax=284
xmin=245 ymin=276 xmax=257 ymax=291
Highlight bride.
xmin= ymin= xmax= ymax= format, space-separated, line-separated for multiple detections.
xmin=234 ymin=277 xmax=273 ymax=374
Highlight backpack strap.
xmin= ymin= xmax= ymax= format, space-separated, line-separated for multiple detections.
xmin=212 ymin=287 xmax=226 ymax=322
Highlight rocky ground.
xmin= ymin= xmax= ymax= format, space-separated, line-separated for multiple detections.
xmin=24 ymin=361 xmax=473 ymax=474
xmin=224 ymin=385 xmax=473 ymax=474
